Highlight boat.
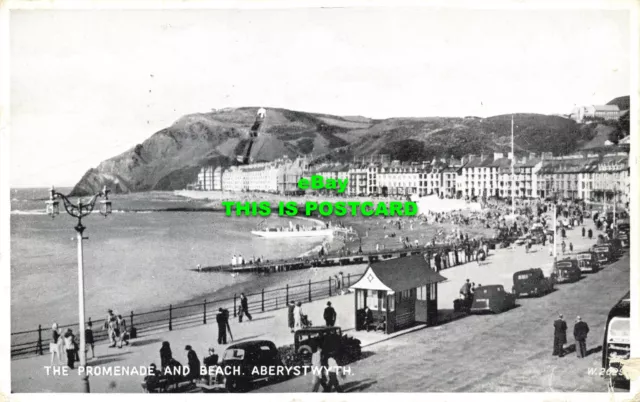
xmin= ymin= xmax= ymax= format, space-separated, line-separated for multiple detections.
xmin=251 ymin=227 xmax=335 ymax=238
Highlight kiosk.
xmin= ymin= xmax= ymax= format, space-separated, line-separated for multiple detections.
xmin=350 ymin=255 xmax=447 ymax=334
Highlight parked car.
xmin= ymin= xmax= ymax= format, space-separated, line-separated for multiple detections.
xmin=512 ymin=268 xmax=554 ymax=297
xmin=553 ymin=258 xmax=582 ymax=283
xmin=575 ymin=251 xmax=600 ymax=273
xmin=592 ymin=244 xmax=614 ymax=265
xmin=290 ymin=326 xmax=361 ymax=366
xmin=617 ymin=230 xmax=630 ymax=248
xmin=605 ymin=239 xmax=623 ymax=258
xmin=470 ymin=285 xmax=517 ymax=313
xmin=204 ymin=340 xmax=288 ymax=392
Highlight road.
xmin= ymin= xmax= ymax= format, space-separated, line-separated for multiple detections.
xmin=258 ymin=253 xmax=630 ymax=393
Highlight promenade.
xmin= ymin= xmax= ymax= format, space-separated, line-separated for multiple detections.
xmin=12 ymin=219 xmax=616 ymax=393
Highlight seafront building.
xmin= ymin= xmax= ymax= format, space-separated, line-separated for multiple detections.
xmin=191 ymin=150 xmax=630 ymax=205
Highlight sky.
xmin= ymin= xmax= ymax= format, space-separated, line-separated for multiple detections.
xmin=9 ymin=7 xmax=632 ymax=187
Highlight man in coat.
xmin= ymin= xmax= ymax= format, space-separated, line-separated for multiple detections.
xmin=238 ymin=293 xmax=252 ymax=322
xmin=216 ymin=308 xmax=227 ymax=345
xmin=574 ymin=316 xmax=590 ymax=358
xmin=324 ymin=301 xmax=337 ymax=327
xmin=552 ymin=314 xmax=567 ymax=357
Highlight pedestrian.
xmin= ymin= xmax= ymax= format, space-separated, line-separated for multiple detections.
xmin=552 ymin=314 xmax=567 ymax=357
xmin=159 ymin=341 xmax=173 ymax=371
xmin=63 ymin=328 xmax=77 ymax=369
xmin=574 ymin=316 xmax=590 ymax=358
xmin=49 ymin=323 xmax=63 ymax=366
xmin=222 ymin=307 xmax=233 ymax=342
xmin=582 ymin=227 xmax=585 ymax=237
xmin=238 ymin=293 xmax=252 ymax=322
xmin=561 ymin=228 xmax=566 ymax=239
xmin=294 ymin=302 xmax=303 ymax=329
xmin=339 ymin=272 xmax=344 ymax=292
xmin=288 ymin=301 xmax=296 ymax=333
xmin=334 ymin=275 xmax=340 ymax=292
xmin=185 ymin=345 xmax=201 ymax=383
xmin=117 ymin=315 xmax=130 ymax=348
xmin=216 ymin=308 xmax=227 ymax=345
xmin=588 ymin=228 xmax=593 ymax=239
xmin=85 ymin=321 xmax=96 ymax=360
xmin=325 ymin=352 xmax=344 ymax=392
xmin=569 ymin=242 xmax=573 ymax=252
xmin=324 ymin=301 xmax=337 ymax=327
xmin=364 ymin=306 xmax=374 ymax=331
xmin=103 ymin=309 xmax=118 ymax=347
xmin=203 ymin=347 xmax=218 ymax=368
xmin=561 ymin=241 xmax=566 ymax=255
xmin=310 ymin=342 xmax=327 ymax=392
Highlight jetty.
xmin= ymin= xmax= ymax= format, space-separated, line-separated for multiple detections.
xmin=196 ymin=240 xmax=498 ymax=274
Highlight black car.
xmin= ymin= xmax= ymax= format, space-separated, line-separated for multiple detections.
xmin=512 ymin=268 xmax=554 ymax=297
xmin=291 ymin=326 xmax=361 ymax=366
xmin=204 ymin=340 xmax=288 ymax=392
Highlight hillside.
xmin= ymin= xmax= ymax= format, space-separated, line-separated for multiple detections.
xmin=71 ymin=107 xmax=604 ymax=195
xmin=607 ymin=96 xmax=630 ymax=111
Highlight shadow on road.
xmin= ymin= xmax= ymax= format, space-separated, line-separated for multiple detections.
xmin=130 ymin=338 xmax=162 ymax=347
xmin=87 ymin=352 xmax=133 ymax=366
xmin=436 ymin=309 xmax=470 ymax=325
xmin=586 ymin=345 xmax=603 ymax=357
xmin=230 ymin=334 xmax=264 ymax=343
xmin=563 ymin=344 xmax=576 ymax=355
xmin=343 ymin=379 xmax=377 ymax=392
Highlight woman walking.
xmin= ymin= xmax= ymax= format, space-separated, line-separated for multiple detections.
xmin=49 ymin=323 xmax=63 ymax=366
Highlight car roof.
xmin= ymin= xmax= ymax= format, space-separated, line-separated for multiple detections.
xmin=295 ymin=326 xmax=341 ymax=333
xmin=514 ymin=268 xmax=542 ymax=275
xmin=226 ymin=340 xmax=276 ymax=350
xmin=476 ymin=285 xmax=504 ymax=292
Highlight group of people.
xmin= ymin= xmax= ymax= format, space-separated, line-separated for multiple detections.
xmin=48 ymin=309 xmax=131 ymax=369
xmin=49 ymin=323 xmax=83 ymax=369
xmin=552 ymin=314 xmax=591 ymax=358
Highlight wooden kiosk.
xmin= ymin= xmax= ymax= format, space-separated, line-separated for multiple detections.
xmin=350 ymin=255 xmax=447 ymax=334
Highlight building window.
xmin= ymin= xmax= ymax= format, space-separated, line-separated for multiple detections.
xmin=430 ymin=284 xmax=437 ymax=301
xmin=366 ymin=289 xmax=379 ymax=310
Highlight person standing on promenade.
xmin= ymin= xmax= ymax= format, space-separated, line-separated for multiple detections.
xmin=582 ymin=227 xmax=586 ymax=237
xmin=185 ymin=345 xmax=201 ymax=384
xmin=294 ymin=302 xmax=303 ymax=329
xmin=288 ymin=301 xmax=296 ymax=333
xmin=569 ymin=242 xmax=573 ymax=253
xmin=324 ymin=302 xmax=337 ymax=327
xmin=63 ymin=328 xmax=77 ymax=369
xmin=117 ymin=315 xmax=130 ymax=348
xmin=50 ymin=323 xmax=63 ymax=366
xmin=85 ymin=321 xmax=96 ymax=360
xmin=339 ymin=272 xmax=344 ymax=292
xmin=238 ymin=293 xmax=252 ymax=322
xmin=574 ymin=316 xmax=590 ymax=358
xmin=552 ymin=314 xmax=567 ymax=357
xmin=104 ymin=309 xmax=118 ymax=347
xmin=216 ymin=308 xmax=228 ymax=345
xmin=561 ymin=241 xmax=566 ymax=255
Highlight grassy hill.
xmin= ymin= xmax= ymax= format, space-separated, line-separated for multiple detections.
xmin=70 ymin=107 xmax=606 ymax=195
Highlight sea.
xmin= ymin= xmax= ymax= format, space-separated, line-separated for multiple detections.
xmin=10 ymin=188 xmax=324 ymax=332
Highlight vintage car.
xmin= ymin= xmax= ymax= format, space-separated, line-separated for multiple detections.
xmin=553 ymin=258 xmax=582 ymax=283
xmin=617 ymin=230 xmax=630 ymax=248
xmin=605 ymin=239 xmax=623 ymax=258
xmin=203 ymin=340 xmax=288 ymax=392
xmin=592 ymin=244 xmax=614 ymax=265
xmin=575 ymin=251 xmax=600 ymax=273
xmin=291 ymin=326 xmax=361 ymax=366
xmin=512 ymin=268 xmax=554 ymax=297
xmin=470 ymin=285 xmax=517 ymax=314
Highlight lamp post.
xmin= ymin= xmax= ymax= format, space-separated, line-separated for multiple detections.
xmin=46 ymin=185 xmax=112 ymax=393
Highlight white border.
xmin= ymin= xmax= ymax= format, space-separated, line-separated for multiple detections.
xmin=0 ymin=0 xmax=638 ymax=401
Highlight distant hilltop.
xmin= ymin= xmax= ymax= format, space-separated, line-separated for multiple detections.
xmin=70 ymin=98 xmax=631 ymax=195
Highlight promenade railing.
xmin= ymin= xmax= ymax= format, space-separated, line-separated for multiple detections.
xmin=10 ymin=271 xmax=366 ymax=359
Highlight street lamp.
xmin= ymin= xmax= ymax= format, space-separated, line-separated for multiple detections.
xmin=46 ymin=185 xmax=112 ymax=393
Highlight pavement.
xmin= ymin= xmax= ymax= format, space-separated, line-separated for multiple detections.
xmin=12 ymin=219 xmax=626 ymax=393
